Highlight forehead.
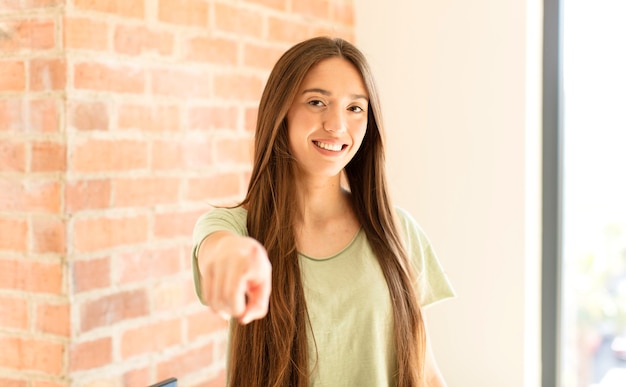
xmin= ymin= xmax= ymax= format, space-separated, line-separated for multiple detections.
xmin=298 ymin=57 xmax=368 ymax=95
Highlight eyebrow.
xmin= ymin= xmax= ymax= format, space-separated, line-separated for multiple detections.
xmin=302 ymin=88 xmax=369 ymax=101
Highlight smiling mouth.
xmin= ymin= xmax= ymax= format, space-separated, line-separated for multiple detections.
xmin=313 ymin=141 xmax=346 ymax=152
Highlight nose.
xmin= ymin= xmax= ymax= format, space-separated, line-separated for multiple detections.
xmin=323 ymin=105 xmax=347 ymax=133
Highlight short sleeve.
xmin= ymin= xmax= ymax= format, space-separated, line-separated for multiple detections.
xmin=191 ymin=207 xmax=249 ymax=304
xmin=395 ymin=207 xmax=455 ymax=308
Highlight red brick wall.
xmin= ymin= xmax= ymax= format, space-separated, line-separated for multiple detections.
xmin=1 ymin=0 xmax=353 ymax=386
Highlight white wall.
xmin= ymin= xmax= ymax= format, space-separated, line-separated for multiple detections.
xmin=355 ymin=1 xmax=543 ymax=386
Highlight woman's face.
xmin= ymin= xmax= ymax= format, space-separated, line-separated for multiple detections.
xmin=286 ymin=57 xmax=369 ymax=179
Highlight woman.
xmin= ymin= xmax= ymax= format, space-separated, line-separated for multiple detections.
xmin=192 ymin=37 xmax=454 ymax=386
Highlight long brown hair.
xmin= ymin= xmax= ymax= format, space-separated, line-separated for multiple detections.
xmin=230 ymin=37 xmax=426 ymax=387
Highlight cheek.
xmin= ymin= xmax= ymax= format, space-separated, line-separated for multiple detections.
xmin=286 ymin=125 xmax=297 ymax=155
xmin=352 ymin=121 xmax=368 ymax=145
xmin=350 ymin=123 xmax=369 ymax=157
xmin=286 ymin=117 xmax=306 ymax=157
xmin=287 ymin=111 xmax=315 ymax=144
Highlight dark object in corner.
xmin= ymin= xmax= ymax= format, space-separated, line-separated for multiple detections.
xmin=148 ymin=377 xmax=177 ymax=387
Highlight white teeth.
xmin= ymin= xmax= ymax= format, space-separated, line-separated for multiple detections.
xmin=314 ymin=141 xmax=343 ymax=151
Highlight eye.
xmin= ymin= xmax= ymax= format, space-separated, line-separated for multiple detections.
xmin=308 ymin=100 xmax=325 ymax=107
xmin=348 ymin=105 xmax=365 ymax=113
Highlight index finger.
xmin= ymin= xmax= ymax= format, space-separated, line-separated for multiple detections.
xmin=239 ymin=275 xmax=272 ymax=324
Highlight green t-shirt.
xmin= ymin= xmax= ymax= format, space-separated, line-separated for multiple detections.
xmin=192 ymin=206 xmax=455 ymax=386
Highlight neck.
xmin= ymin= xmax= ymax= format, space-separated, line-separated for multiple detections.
xmin=294 ymin=173 xmax=351 ymax=226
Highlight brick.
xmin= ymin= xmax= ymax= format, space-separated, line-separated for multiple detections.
xmin=0 ymin=61 xmax=26 ymax=91
xmin=0 ymin=258 xmax=63 ymax=294
xmin=80 ymin=289 xmax=149 ymax=332
xmin=186 ymin=309 xmax=228 ymax=342
xmin=0 ymin=99 xmax=22 ymax=132
xmin=267 ymin=16 xmax=312 ymax=43
xmin=157 ymin=343 xmax=213 ymax=380
xmin=70 ymin=139 xmax=148 ymax=172
xmin=72 ymin=214 xmax=149 ymax=253
xmin=24 ymin=20 xmax=56 ymax=49
xmin=31 ymin=216 xmax=66 ymax=254
xmin=181 ymin=137 xmax=215 ymax=168
xmin=29 ymin=58 xmax=66 ymax=91
xmin=311 ymin=25 xmax=353 ymax=43
xmin=0 ymin=19 xmax=55 ymax=51
xmin=207 ymin=370 xmax=227 ymax=387
xmin=121 ymin=319 xmax=181 ymax=359
xmin=150 ymin=140 xmax=186 ymax=170
xmin=152 ymin=138 xmax=215 ymax=170
xmin=0 ymin=98 xmax=61 ymax=133
xmin=207 ymin=368 xmax=226 ymax=387
xmin=244 ymin=0 xmax=286 ymax=11
xmin=244 ymin=107 xmax=258 ymax=132
xmin=114 ymin=24 xmax=174 ymax=56
xmin=158 ymin=0 xmax=208 ymax=26
xmin=35 ymin=301 xmax=70 ymax=336
xmin=31 ymin=141 xmax=66 ymax=172
xmin=151 ymin=68 xmax=211 ymax=98
xmin=0 ymin=378 xmax=27 ymax=387
xmin=213 ymin=73 xmax=264 ymax=101
xmin=115 ymin=246 xmax=180 ymax=284
xmin=0 ymin=335 xmax=64 ymax=374
xmin=154 ymin=209 xmax=202 ymax=239
xmin=73 ymin=0 xmax=145 ymax=18
xmin=65 ymin=179 xmax=111 ymax=213
xmin=0 ymin=178 xmax=62 ymax=213
xmin=64 ymin=17 xmax=108 ymax=50
xmin=0 ymin=0 xmax=63 ymax=10
xmin=74 ymin=62 xmax=146 ymax=94
xmin=185 ymin=36 xmax=238 ymax=65
xmin=0 ymin=22 xmax=21 ymax=50
xmin=123 ymin=367 xmax=150 ymax=387
xmin=213 ymin=136 xmax=253 ymax=165
xmin=214 ymin=3 xmax=263 ymax=37
xmin=183 ymin=277 xmax=199 ymax=303
xmin=331 ymin=0 xmax=354 ymax=26
xmin=0 ymin=296 xmax=29 ymax=330
xmin=292 ymin=0 xmax=330 ymax=20
xmin=69 ymin=100 xmax=109 ymax=131
xmin=32 ymin=381 xmax=66 ymax=387
xmin=187 ymin=173 xmax=242 ymax=201
xmin=112 ymin=177 xmax=180 ymax=207
xmin=80 ymin=377 xmax=117 ymax=387
xmin=0 ymin=140 xmax=27 ymax=172
xmin=189 ymin=105 xmax=238 ymax=131
xmin=117 ymin=104 xmax=180 ymax=132
xmin=0 ymin=217 xmax=28 ymax=251
xmin=180 ymin=244 xmax=193 ymax=271
xmin=242 ymin=170 xmax=252 ymax=188
xmin=29 ymin=98 xmax=59 ymax=133
xmin=72 ymin=257 xmax=110 ymax=293
xmin=150 ymin=136 xmax=218 ymax=171
xmin=243 ymin=42 xmax=284 ymax=70
xmin=69 ymin=337 xmax=112 ymax=371
xmin=151 ymin=281 xmax=191 ymax=312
